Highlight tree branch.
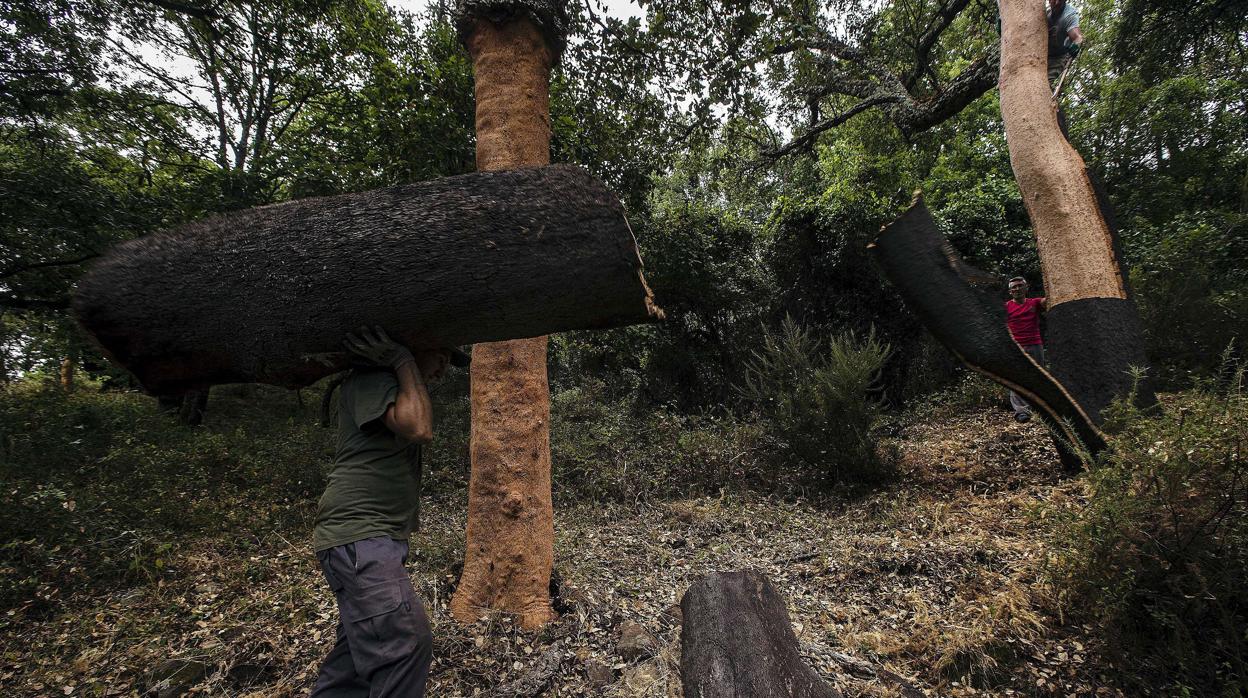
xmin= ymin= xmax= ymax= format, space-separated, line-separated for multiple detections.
xmin=143 ymin=0 xmax=217 ymax=20
xmin=0 ymin=253 xmax=99 ymax=279
xmin=765 ymin=94 xmax=901 ymax=160
xmin=905 ymin=0 xmax=974 ymax=88
xmin=0 ymin=294 xmax=71 ymax=311
xmin=892 ymin=45 xmax=999 ymax=135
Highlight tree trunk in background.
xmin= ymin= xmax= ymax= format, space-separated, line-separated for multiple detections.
xmin=178 ymin=389 xmax=208 ymax=426
xmin=59 ymin=357 xmax=74 ymax=392
xmin=450 ymin=7 xmax=563 ymax=630
xmin=999 ymin=0 xmax=1156 ymax=422
xmin=681 ymin=571 xmax=841 ymax=698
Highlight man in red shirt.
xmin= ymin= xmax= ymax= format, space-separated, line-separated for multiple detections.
xmin=1005 ymin=276 xmax=1046 ymax=422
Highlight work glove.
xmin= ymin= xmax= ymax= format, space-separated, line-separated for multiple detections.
xmin=343 ymin=326 xmax=415 ymax=371
xmin=1066 ymin=42 xmax=1081 ymax=58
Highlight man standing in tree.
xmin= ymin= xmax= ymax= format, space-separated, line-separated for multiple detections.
xmin=310 ymin=326 xmax=467 ymax=697
xmin=1005 ymin=277 xmax=1047 ymax=422
xmin=1047 ymin=0 xmax=1084 ymax=83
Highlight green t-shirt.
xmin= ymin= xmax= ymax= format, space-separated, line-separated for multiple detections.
xmin=313 ymin=368 xmax=421 ymax=552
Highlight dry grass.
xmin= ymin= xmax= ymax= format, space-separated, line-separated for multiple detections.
xmin=1 ymin=399 xmax=1132 ymax=697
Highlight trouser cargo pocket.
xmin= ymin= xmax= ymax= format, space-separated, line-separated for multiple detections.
xmin=342 ymin=579 xmax=428 ymax=678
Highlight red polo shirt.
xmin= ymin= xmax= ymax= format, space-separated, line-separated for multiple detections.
xmin=1005 ymin=297 xmax=1045 ymax=346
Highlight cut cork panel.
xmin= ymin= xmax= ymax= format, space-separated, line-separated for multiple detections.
xmin=871 ymin=195 xmax=1107 ymax=465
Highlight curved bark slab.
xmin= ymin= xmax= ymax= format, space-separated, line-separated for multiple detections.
xmin=681 ymin=570 xmax=840 ymax=698
xmin=870 ymin=197 xmax=1106 ymax=459
xmin=73 ymin=164 xmax=663 ymax=395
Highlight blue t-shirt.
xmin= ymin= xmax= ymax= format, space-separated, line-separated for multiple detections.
xmin=1048 ymin=4 xmax=1081 ymax=56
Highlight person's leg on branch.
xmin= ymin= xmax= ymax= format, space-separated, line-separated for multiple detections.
xmin=1047 ymin=55 xmax=1068 ymax=85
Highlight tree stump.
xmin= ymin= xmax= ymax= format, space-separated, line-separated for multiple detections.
xmin=680 ymin=570 xmax=840 ymax=698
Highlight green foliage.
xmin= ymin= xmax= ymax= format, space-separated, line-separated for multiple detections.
xmin=548 ymin=377 xmax=771 ymax=501
xmin=934 ymin=175 xmax=1039 ymax=283
xmin=1052 ymin=359 xmax=1248 ymax=692
xmin=1126 ymin=213 xmax=1248 ymax=386
xmin=631 ymin=196 xmax=772 ymax=408
xmin=283 ymin=15 xmax=476 ymax=196
xmin=741 ymin=317 xmax=892 ymax=484
xmin=765 ymin=190 xmax=950 ymax=405
xmin=0 ymin=381 xmax=330 ymax=612
xmin=0 ymin=0 xmax=111 ymax=120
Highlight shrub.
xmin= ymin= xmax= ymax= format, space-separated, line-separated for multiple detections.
xmin=0 ymin=380 xmax=331 ymax=610
xmin=741 ymin=317 xmax=892 ymax=484
xmin=1052 ymin=356 xmax=1248 ymax=693
xmin=1125 ymin=211 xmax=1248 ymax=388
xmin=548 ymin=377 xmax=771 ymax=502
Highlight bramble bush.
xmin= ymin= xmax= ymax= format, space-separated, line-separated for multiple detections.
xmin=1052 ymin=352 xmax=1248 ymax=693
xmin=741 ymin=317 xmax=893 ymax=485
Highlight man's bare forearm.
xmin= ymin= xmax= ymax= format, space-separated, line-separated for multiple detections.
xmin=391 ymin=360 xmax=434 ymax=443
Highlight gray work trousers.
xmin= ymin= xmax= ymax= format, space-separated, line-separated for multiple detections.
xmin=1048 ymin=54 xmax=1070 ymax=84
xmin=1010 ymin=344 xmax=1047 ymax=416
xmin=311 ymin=536 xmax=432 ymax=698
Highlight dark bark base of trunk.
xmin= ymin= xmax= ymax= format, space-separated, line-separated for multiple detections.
xmin=73 ymin=165 xmax=662 ymax=395
xmin=1056 ymin=104 xmax=1157 ymax=417
xmin=680 ymin=570 xmax=840 ymax=698
xmin=1047 ymin=298 xmax=1158 ymax=423
xmin=870 ymin=196 xmax=1107 ymax=461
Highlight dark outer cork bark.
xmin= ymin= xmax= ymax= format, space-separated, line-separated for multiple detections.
xmin=1047 ymin=298 xmax=1157 ymax=423
xmin=72 ymin=165 xmax=662 ymax=395
xmin=870 ymin=196 xmax=1107 ymax=461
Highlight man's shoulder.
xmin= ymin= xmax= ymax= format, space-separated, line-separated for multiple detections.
xmin=345 ymin=367 xmax=397 ymax=387
xmin=342 ymin=367 xmax=399 ymax=401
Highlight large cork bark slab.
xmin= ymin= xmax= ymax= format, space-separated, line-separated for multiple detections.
xmin=870 ymin=197 xmax=1107 ymax=463
xmin=680 ymin=570 xmax=841 ymax=698
xmin=72 ymin=165 xmax=660 ymax=396
xmin=999 ymin=0 xmax=1155 ymax=420
xmin=450 ymin=14 xmax=559 ymax=630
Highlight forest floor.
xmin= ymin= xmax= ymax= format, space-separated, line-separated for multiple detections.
xmin=1 ymin=394 xmax=1131 ymax=697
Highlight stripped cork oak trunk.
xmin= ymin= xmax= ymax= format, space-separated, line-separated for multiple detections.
xmin=998 ymin=0 xmax=1155 ymax=422
xmin=450 ymin=0 xmax=568 ymax=630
